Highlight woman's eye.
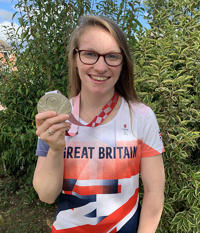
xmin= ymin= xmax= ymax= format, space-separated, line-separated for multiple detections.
xmin=106 ymin=53 xmax=121 ymax=60
xmin=83 ymin=51 xmax=97 ymax=58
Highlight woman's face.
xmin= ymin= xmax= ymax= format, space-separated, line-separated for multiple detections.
xmin=75 ymin=26 xmax=122 ymax=96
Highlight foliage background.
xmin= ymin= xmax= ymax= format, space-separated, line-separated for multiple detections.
xmin=0 ymin=0 xmax=199 ymax=232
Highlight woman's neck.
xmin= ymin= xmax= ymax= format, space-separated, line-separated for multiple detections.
xmin=80 ymin=90 xmax=115 ymax=111
xmin=79 ymin=90 xmax=115 ymax=123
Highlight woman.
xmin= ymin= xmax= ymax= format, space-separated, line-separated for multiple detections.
xmin=33 ymin=15 xmax=165 ymax=233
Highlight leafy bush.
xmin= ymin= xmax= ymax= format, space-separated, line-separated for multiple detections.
xmin=135 ymin=0 xmax=200 ymax=232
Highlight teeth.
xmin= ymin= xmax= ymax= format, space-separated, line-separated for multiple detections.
xmin=92 ymin=76 xmax=108 ymax=81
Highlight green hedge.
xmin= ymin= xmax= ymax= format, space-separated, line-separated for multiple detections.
xmin=135 ymin=1 xmax=200 ymax=232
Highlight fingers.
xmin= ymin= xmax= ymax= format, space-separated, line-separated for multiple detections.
xmin=41 ymin=127 xmax=67 ymax=152
xmin=35 ymin=111 xmax=57 ymax=128
xmin=35 ymin=112 xmax=70 ymax=136
xmin=36 ymin=111 xmax=58 ymax=121
xmin=40 ymin=121 xmax=71 ymax=138
xmin=35 ymin=111 xmax=71 ymax=152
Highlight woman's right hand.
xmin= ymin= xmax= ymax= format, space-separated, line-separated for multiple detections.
xmin=35 ymin=111 xmax=70 ymax=152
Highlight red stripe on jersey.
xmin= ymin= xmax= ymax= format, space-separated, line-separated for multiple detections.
xmin=139 ymin=140 xmax=163 ymax=157
xmin=63 ymin=191 xmax=72 ymax=195
xmin=52 ymin=188 xmax=139 ymax=232
xmin=118 ymin=185 xmax=121 ymax=193
xmin=64 ymin=184 xmax=122 ymax=195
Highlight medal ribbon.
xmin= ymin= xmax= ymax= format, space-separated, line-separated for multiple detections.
xmin=67 ymin=92 xmax=119 ymax=136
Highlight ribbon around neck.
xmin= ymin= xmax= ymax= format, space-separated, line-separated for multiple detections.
xmin=67 ymin=92 xmax=119 ymax=136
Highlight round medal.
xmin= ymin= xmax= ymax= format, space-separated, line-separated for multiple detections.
xmin=37 ymin=92 xmax=72 ymax=114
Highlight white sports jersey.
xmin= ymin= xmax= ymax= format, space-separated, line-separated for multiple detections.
xmin=36 ymin=98 xmax=164 ymax=233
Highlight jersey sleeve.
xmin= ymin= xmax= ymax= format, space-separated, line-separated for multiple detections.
xmin=35 ymin=137 xmax=49 ymax=156
xmin=139 ymin=107 xmax=164 ymax=157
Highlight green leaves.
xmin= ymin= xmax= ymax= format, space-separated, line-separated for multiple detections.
xmin=135 ymin=0 xmax=200 ymax=232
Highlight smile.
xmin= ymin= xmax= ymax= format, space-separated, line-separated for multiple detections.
xmin=89 ymin=75 xmax=110 ymax=81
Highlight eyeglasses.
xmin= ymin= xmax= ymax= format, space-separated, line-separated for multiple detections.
xmin=74 ymin=49 xmax=123 ymax=67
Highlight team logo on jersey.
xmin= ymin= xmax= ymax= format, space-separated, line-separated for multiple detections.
xmin=122 ymin=123 xmax=129 ymax=135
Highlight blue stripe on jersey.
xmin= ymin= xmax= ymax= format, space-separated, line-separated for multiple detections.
xmin=117 ymin=204 xmax=141 ymax=233
xmin=56 ymin=193 xmax=96 ymax=216
xmin=63 ymin=179 xmax=77 ymax=191
xmin=85 ymin=209 xmax=96 ymax=217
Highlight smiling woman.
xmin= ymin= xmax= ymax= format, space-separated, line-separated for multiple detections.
xmin=33 ymin=15 xmax=165 ymax=233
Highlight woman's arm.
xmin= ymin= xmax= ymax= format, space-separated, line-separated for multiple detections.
xmin=137 ymin=154 xmax=165 ymax=233
xmin=33 ymin=112 xmax=69 ymax=204
xmin=33 ymin=148 xmax=64 ymax=204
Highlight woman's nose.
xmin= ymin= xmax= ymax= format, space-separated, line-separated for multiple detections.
xmin=93 ymin=56 xmax=108 ymax=72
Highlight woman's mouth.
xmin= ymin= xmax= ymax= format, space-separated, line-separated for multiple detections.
xmin=89 ymin=75 xmax=110 ymax=81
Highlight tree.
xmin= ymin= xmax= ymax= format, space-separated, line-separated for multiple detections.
xmin=134 ymin=0 xmax=200 ymax=232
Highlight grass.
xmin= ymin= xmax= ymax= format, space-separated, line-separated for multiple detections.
xmin=0 ymin=174 xmax=56 ymax=233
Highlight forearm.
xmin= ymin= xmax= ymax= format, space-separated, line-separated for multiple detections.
xmin=33 ymin=148 xmax=64 ymax=204
xmin=137 ymin=191 xmax=164 ymax=233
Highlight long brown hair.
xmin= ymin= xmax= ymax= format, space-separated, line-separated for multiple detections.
xmin=68 ymin=15 xmax=137 ymax=103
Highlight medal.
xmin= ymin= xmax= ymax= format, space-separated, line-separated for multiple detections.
xmin=37 ymin=92 xmax=72 ymax=115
